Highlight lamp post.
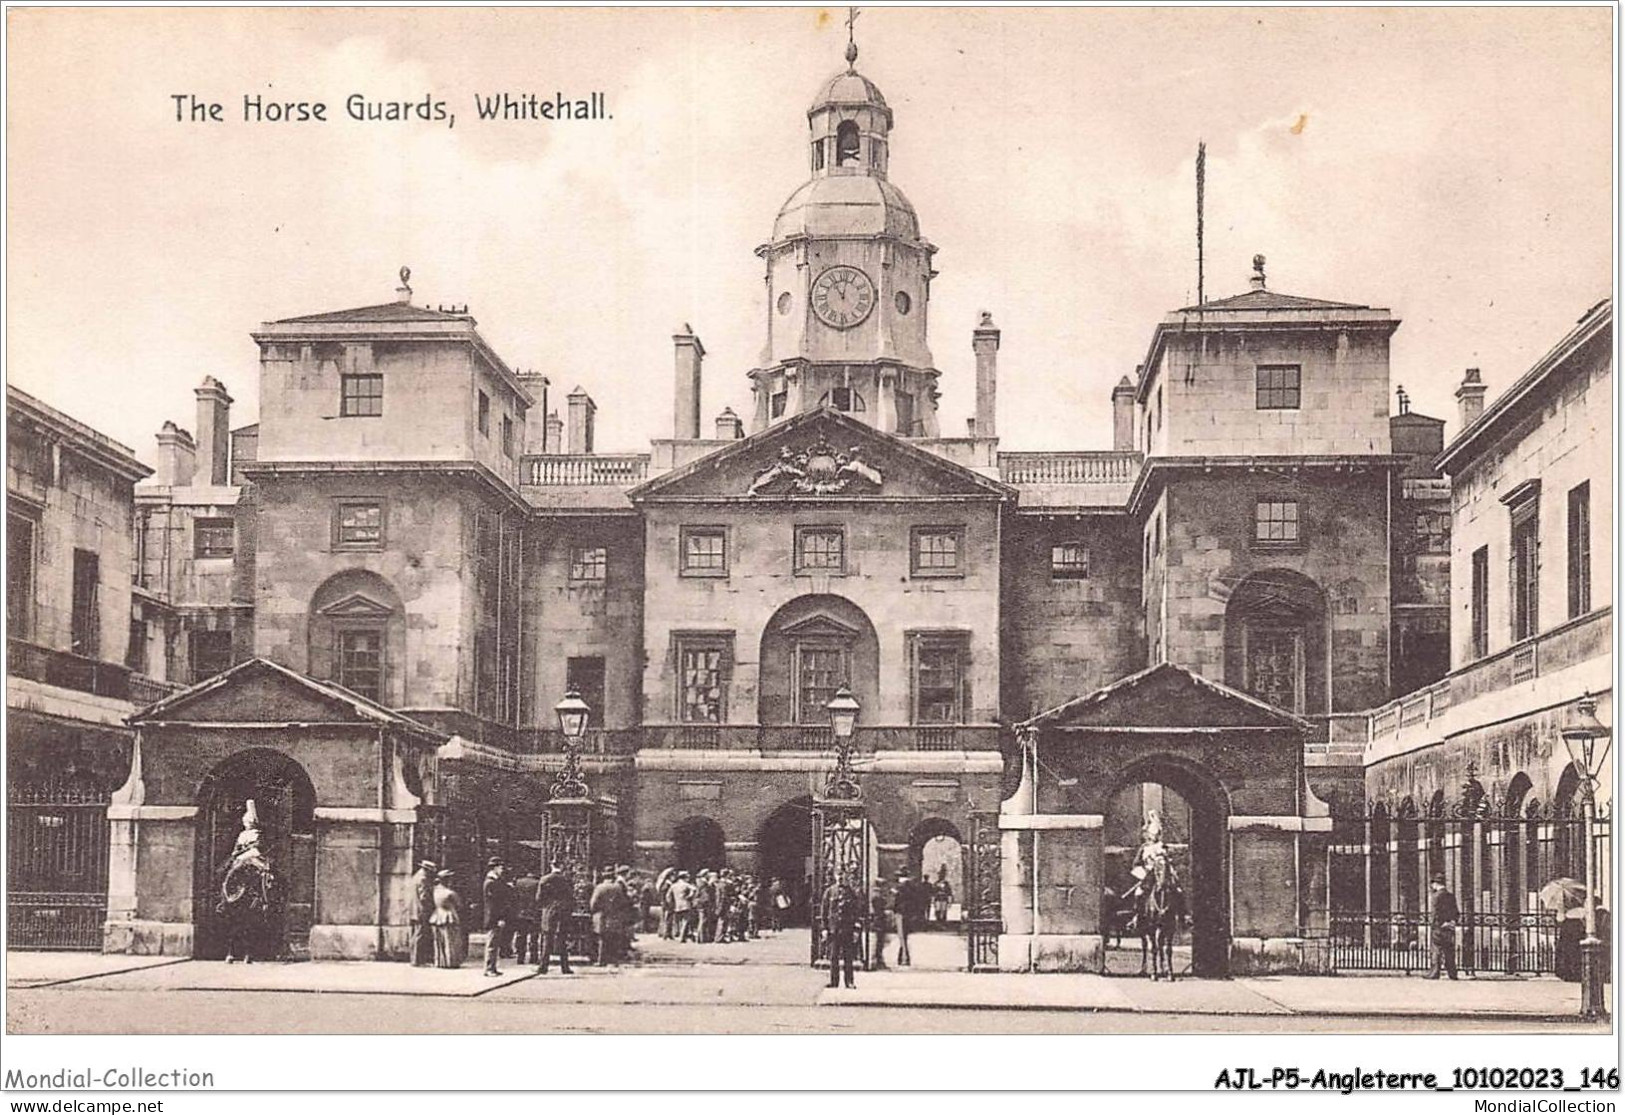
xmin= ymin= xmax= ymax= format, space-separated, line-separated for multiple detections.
xmin=1561 ymin=693 xmax=1611 ymax=1021
xmin=550 ymin=686 xmax=592 ymax=800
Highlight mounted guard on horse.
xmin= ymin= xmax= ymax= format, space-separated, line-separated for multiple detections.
xmin=216 ymin=800 xmax=282 ymax=962
xmin=1123 ymin=811 xmax=1186 ymax=980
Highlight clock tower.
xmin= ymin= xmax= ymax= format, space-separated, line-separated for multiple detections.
xmin=749 ymin=33 xmax=940 ymax=436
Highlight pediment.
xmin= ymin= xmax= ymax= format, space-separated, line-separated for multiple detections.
xmin=316 ymin=592 xmax=395 ymax=619
xmin=629 ymin=408 xmax=1013 ymax=502
xmin=1023 ymin=662 xmax=1307 ymax=731
xmin=778 ymin=613 xmax=861 ymax=639
xmin=129 ymin=657 xmax=442 ymax=741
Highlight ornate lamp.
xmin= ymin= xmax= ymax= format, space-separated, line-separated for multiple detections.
xmin=550 ymin=686 xmax=592 ymax=800
xmin=1561 ymin=693 xmax=1612 ymax=1021
xmin=821 ymin=685 xmax=862 ymax=802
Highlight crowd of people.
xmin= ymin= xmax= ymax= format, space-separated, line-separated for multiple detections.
xmin=656 ymin=868 xmax=784 ymax=943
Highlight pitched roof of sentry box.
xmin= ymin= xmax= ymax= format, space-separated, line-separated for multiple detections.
xmin=627 ymin=405 xmax=1016 ymax=501
xmin=1018 ymin=661 xmax=1311 ymax=731
xmin=128 ymin=656 xmax=447 ymax=743
xmin=271 ymin=301 xmax=474 ymax=325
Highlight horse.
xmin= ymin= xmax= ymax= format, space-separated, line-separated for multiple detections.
xmin=1136 ymin=867 xmax=1186 ymax=981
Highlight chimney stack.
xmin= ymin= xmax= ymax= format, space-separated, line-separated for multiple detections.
xmin=673 ymin=326 xmax=705 ymax=440
xmin=516 ymin=372 xmax=550 ymax=453
xmin=1112 ymin=374 xmax=1137 ymax=451
xmin=153 ymin=422 xmax=197 ymax=487
xmin=194 ymin=376 xmax=233 ymax=486
xmin=543 ymin=410 xmax=564 ymax=454
xmin=972 ymin=311 xmax=1000 ymax=439
xmin=1455 ymin=368 xmax=1487 ymax=430
xmin=567 ymin=387 xmax=596 ymax=455
xmin=715 ymin=407 xmax=743 ymax=441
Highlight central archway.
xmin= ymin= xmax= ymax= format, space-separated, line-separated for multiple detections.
xmin=1103 ymin=754 xmax=1231 ymax=977
xmin=758 ymin=796 xmax=815 ymax=925
xmin=194 ymin=748 xmax=317 ymax=960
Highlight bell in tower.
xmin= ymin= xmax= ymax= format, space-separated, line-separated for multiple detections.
xmin=748 ymin=17 xmax=941 ymax=436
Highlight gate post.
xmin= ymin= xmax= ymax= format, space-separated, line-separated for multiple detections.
xmin=965 ymin=810 xmax=1002 ymax=971
xmin=809 ymin=692 xmax=869 ymax=971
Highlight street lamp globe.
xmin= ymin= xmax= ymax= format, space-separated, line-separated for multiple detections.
xmin=554 ymin=686 xmax=591 ymax=742
xmin=826 ymin=685 xmax=861 ymax=740
xmin=1561 ymin=694 xmax=1612 ymax=790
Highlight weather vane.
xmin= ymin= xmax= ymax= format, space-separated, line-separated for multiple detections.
xmin=845 ymin=6 xmax=860 ymax=69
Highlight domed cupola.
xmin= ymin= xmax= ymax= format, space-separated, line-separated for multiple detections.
xmin=748 ymin=19 xmax=941 ymax=438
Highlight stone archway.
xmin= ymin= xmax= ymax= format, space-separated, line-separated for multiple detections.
xmin=194 ymin=748 xmax=317 ymax=959
xmin=758 ymin=796 xmax=815 ymax=925
xmin=1104 ymin=753 xmax=1231 ymax=977
xmin=673 ymin=816 xmax=726 ymax=875
xmin=908 ymin=817 xmax=965 ymax=928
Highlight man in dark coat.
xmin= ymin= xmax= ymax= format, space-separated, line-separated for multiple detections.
xmin=482 ymin=857 xmax=514 ymax=976
xmin=509 ymin=865 xmax=540 ymax=966
xmin=590 ymin=867 xmax=631 ymax=965
xmin=409 ymin=858 xmax=438 ymax=966
xmin=892 ymin=868 xmax=932 ymax=967
xmin=1426 ymin=874 xmax=1460 ymax=980
xmin=821 ymin=875 xmax=863 ymax=989
xmin=534 ymin=861 xmax=575 ymax=974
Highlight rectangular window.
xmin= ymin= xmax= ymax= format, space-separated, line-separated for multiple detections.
xmin=1568 ymin=482 xmax=1592 ymax=619
xmin=570 ymin=545 xmax=607 ymax=582
xmin=566 ymin=656 xmax=605 ymax=728
xmin=795 ymin=526 xmax=846 ymax=574
xmin=1050 ymin=542 xmax=1090 ymax=579
xmin=339 ymin=373 xmax=384 ymax=417
xmin=1155 ymin=385 xmax=1163 ymax=431
xmin=911 ymin=634 xmax=968 ymax=725
xmin=911 ymin=526 xmax=964 ymax=577
xmin=333 ymin=501 xmax=384 ymax=550
xmin=1470 ymin=546 xmax=1490 ymax=659
xmin=1244 ymin=626 xmax=1304 ymax=714
xmin=1255 ymin=364 xmax=1302 ymax=410
xmin=770 ymin=390 xmax=788 ymax=420
xmin=1510 ymin=498 xmax=1540 ymax=641
xmin=193 ymin=517 xmax=235 ymax=558
xmin=189 ymin=628 xmax=233 ymax=684
xmin=501 ymin=415 xmax=514 ymax=458
xmin=8 ymin=512 xmax=35 ymax=639
xmin=679 ymin=527 xmax=728 ymax=577
xmin=477 ymin=390 xmax=490 ymax=436
xmin=70 ymin=549 xmax=99 ymax=658
xmin=675 ymin=637 xmax=731 ymax=723
xmin=812 ymin=140 xmax=826 ymax=172
xmin=1254 ymin=500 xmax=1301 ymax=545
xmin=795 ymin=643 xmax=849 ymax=725
xmin=337 ymin=628 xmax=383 ymax=702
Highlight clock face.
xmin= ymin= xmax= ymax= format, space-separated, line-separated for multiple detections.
xmin=810 ymin=265 xmax=876 ymax=329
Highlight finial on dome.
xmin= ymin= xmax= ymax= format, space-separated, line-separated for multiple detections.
xmin=845 ymin=6 xmax=860 ymax=70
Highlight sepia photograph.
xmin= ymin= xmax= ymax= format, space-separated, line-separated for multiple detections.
xmin=1 ymin=2 xmax=1617 ymax=1098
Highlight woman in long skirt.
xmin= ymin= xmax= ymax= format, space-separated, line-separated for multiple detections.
xmin=431 ymin=870 xmax=467 ymax=968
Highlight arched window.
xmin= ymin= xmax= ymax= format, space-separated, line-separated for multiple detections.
xmin=1224 ymin=569 xmax=1327 ymax=715
xmin=819 ymin=388 xmax=865 ymax=413
xmin=308 ymin=570 xmax=404 ymax=706
xmin=836 ymin=120 xmax=861 ymax=166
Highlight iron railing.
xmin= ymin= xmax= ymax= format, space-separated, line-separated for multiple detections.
xmin=639 ymin=725 xmax=1002 ymax=751
xmin=1327 ymin=911 xmax=1561 ymax=975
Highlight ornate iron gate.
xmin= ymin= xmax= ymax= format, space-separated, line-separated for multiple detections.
xmin=965 ymin=809 xmax=1001 ymax=971
xmin=6 ymin=777 xmax=110 ymax=950
xmin=810 ymin=799 xmax=871 ymax=969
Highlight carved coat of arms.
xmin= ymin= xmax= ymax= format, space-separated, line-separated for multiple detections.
xmin=747 ymin=438 xmax=884 ymax=496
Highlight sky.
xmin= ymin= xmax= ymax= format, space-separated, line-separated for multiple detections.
xmin=6 ymin=6 xmax=1614 ymax=459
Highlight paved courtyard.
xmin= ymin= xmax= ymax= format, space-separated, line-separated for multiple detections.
xmin=6 ymin=930 xmax=1607 ymax=1035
